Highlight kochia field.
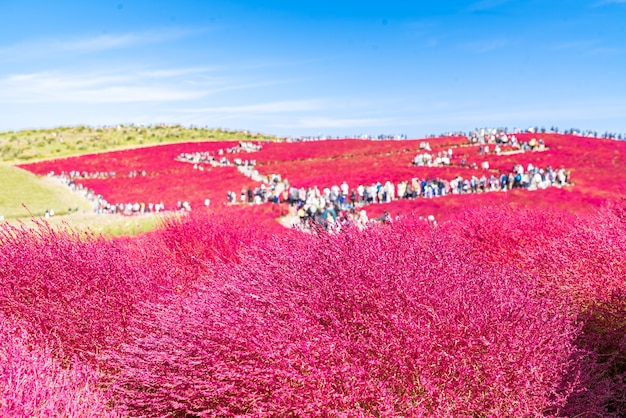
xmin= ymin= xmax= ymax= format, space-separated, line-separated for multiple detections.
xmin=4 ymin=132 xmax=626 ymax=416
xmin=17 ymin=132 xmax=626 ymax=220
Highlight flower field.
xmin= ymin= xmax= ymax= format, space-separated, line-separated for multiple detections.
xmin=6 ymin=131 xmax=626 ymax=416
xmin=17 ymin=132 xmax=626 ymax=223
xmin=18 ymin=142 xmax=264 ymax=211
xmin=2 ymin=201 xmax=626 ymax=416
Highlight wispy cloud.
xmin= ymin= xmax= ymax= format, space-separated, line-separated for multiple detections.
xmin=412 ymin=99 xmax=626 ymax=125
xmin=0 ymin=67 xmax=269 ymax=104
xmin=550 ymin=40 xmax=602 ymax=50
xmin=549 ymin=39 xmax=625 ymax=56
xmin=593 ymin=0 xmax=626 ymax=7
xmin=0 ymin=28 xmax=204 ymax=59
xmin=176 ymin=100 xmax=325 ymax=114
xmin=138 ymin=67 xmax=216 ymax=78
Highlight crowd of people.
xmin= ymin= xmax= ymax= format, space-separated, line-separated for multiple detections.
xmin=524 ymin=125 xmax=625 ymax=140
xmin=227 ymin=174 xmax=288 ymax=205
xmin=467 ymin=129 xmax=547 ymax=151
xmin=412 ymin=136 xmax=549 ymax=170
xmin=55 ymin=170 xmax=116 ymax=179
xmin=35 ymin=126 xmax=585 ymax=226
xmin=287 ymin=166 xmax=564 ymax=208
xmin=175 ymin=142 xmax=262 ymax=168
xmin=413 ymin=147 xmax=453 ymax=166
xmin=283 ymin=126 xmax=626 ymax=147
xmin=433 ymin=126 xmax=626 ymax=141
xmin=49 ymin=170 xmax=150 ymax=180
xmin=224 ymin=154 xmax=571 ymax=231
xmin=50 ymin=172 xmax=193 ymax=215
xmin=413 ymin=131 xmax=554 ymax=170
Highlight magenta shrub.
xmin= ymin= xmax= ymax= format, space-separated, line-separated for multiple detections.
xmin=0 ymin=315 xmax=117 ymax=417
xmin=155 ymin=210 xmax=271 ymax=268
xmin=0 ymin=224 xmax=138 ymax=357
xmin=108 ymin=218 xmax=581 ymax=417
xmin=444 ymin=200 xmax=626 ymax=416
xmin=0 ymin=220 xmax=196 ymax=359
xmin=4 ymin=204 xmax=626 ymax=416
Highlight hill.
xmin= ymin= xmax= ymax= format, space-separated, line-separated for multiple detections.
xmin=6 ymin=127 xmax=626 ymax=235
xmin=0 ymin=125 xmax=278 ymax=164
xmin=3 ymin=127 xmax=626 ymax=415
xmin=0 ymin=125 xmax=279 ymax=231
xmin=16 ymin=131 xmax=626 ymax=228
xmin=0 ymin=164 xmax=92 ymax=219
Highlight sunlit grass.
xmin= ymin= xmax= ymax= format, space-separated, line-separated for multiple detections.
xmin=0 ymin=125 xmax=279 ymax=164
xmin=0 ymin=164 xmax=92 ymax=219
xmin=2 ymin=212 xmax=166 ymax=237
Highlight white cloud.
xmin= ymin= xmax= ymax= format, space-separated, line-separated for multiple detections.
xmin=549 ymin=40 xmax=625 ymax=56
xmin=0 ymin=65 xmax=293 ymax=106
xmin=593 ymin=0 xmax=626 ymax=6
xmin=138 ymin=67 xmax=216 ymax=78
xmin=176 ymin=100 xmax=325 ymax=114
xmin=464 ymin=38 xmax=509 ymax=53
xmin=56 ymin=33 xmax=146 ymax=52
xmin=0 ymin=68 xmax=221 ymax=104
xmin=413 ymin=100 xmax=626 ymax=125
xmin=0 ymin=28 xmax=203 ymax=59
xmin=466 ymin=0 xmax=515 ymax=12
xmin=550 ymin=40 xmax=601 ymax=50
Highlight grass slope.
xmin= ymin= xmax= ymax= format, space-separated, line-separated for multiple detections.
xmin=0 ymin=125 xmax=278 ymax=164
xmin=0 ymin=164 xmax=92 ymax=219
xmin=0 ymin=124 xmax=278 ymax=233
xmin=0 ymin=163 xmax=165 ymax=236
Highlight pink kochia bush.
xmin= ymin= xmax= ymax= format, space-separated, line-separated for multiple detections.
xmin=0 ymin=221 xmax=180 ymax=358
xmin=444 ymin=200 xmax=626 ymax=416
xmin=0 ymin=214 xmax=267 ymax=416
xmin=156 ymin=210 xmax=274 ymax=268
xmin=0 ymin=316 xmax=116 ymax=417
xmin=5 ymin=206 xmax=626 ymax=416
xmin=0 ymin=214 xmax=257 ymax=359
xmin=109 ymin=218 xmax=581 ymax=417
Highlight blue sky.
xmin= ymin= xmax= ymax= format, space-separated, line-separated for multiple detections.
xmin=0 ymin=0 xmax=625 ymax=137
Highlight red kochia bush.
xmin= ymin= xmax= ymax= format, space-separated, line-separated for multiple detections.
xmin=443 ymin=200 xmax=626 ymax=416
xmin=0 ymin=220 xmax=194 ymax=360
xmin=109 ymin=217 xmax=580 ymax=417
xmin=0 ymin=315 xmax=116 ymax=417
xmin=0 ymin=211 xmax=275 ymax=362
xmin=155 ymin=210 xmax=275 ymax=270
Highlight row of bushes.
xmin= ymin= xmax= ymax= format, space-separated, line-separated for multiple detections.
xmin=1 ymin=202 xmax=625 ymax=416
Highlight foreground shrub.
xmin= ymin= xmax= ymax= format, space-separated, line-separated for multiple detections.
xmin=0 ymin=224 xmax=142 ymax=358
xmin=109 ymin=218 xmax=581 ymax=417
xmin=156 ymin=210 xmax=273 ymax=269
xmin=0 ymin=315 xmax=116 ymax=417
xmin=0 ymin=219 xmax=198 ymax=360
xmin=445 ymin=201 xmax=626 ymax=416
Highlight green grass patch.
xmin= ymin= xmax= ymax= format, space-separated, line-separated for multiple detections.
xmin=3 ymin=212 xmax=165 ymax=238
xmin=7 ymin=212 xmax=165 ymax=237
xmin=0 ymin=125 xmax=280 ymax=164
xmin=0 ymin=164 xmax=93 ymax=219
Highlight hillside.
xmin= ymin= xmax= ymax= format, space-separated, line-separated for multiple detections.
xmin=4 ymin=127 xmax=626 ymax=416
xmin=17 ymin=130 xmax=626 ymax=226
xmin=6 ymin=127 xmax=626 ymax=235
xmin=0 ymin=125 xmax=278 ymax=164
xmin=0 ymin=125 xmax=279 ymax=230
xmin=0 ymin=164 xmax=92 ymax=219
